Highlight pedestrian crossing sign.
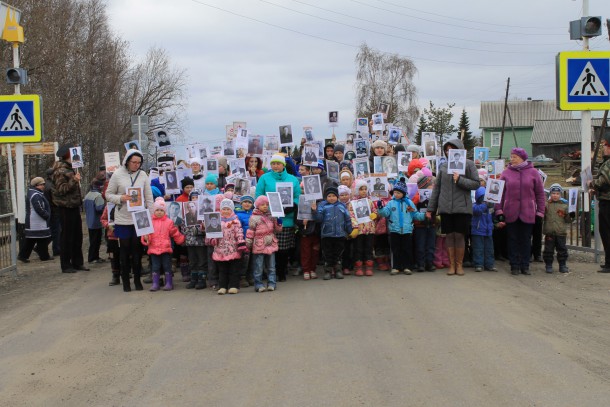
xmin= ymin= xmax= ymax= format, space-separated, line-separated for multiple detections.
xmin=0 ymin=94 xmax=42 ymax=143
xmin=556 ymin=51 xmax=610 ymax=111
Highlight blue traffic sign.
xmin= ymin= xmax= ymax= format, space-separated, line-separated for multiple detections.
xmin=0 ymin=94 xmax=42 ymax=143
xmin=556 ymin=51 xmax=610 ymax=111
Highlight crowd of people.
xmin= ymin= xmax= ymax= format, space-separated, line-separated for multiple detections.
xmin=17 ymin=131 xmax=610 ymax=295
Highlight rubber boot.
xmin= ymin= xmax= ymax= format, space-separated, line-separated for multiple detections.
xmin=180 ymin=257 xmax=190 ymax=282
xmin=109 ymin=270 xmax=120 ymax=286
xmin=365 ymin=260 xmax=374 ymax=276
xmin=163 ymin=272 xmax=173 ymax=291
xmin=545 ymin=262 xmax=553 ymax=273
xmin=150 ymin=273 xmax=160 ymax=291
xmin=196 ymin=273 xmax=207 ymax=290
xmin=334 ymin=265 xmax=344 ymax=279
xmin=455 ymin=248 xmax=465 ymax=276
xmin=323 ymin=266 xmax=333 ymax=280
xmin=354 ymin=261 xmax=364 ymax=277
xmin=186 ymin=272 xmax=198 ymax=289
xmin=446 ymin=248 xmax=456 ymax=275
xmin=378 ymin=256 xmax=390 ymax=271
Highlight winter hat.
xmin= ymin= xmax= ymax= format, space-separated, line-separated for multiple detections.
xmin=91 ymin=177 xmax=105 ymax=190
xmin=30 ymin=176 xmax=45 ymax=187
xmin=220 ymin=198 xmax=234 ymax=211
xmin=511 ymin=147 xmax=528 ymax=162
xmin=339 ymin=160 xmax=354 ymax=174
xmin=270 ymin=153 xmax=286 ymax=166
xmin=189 ymin=190 xmax=200 ymax=200
xmin=338 ymin=185 xmax=351 ymax=196
xmin=224 ymin=183 xmax=235 ymax=191
xmin=190 ymin=157 xmax=202 ymax=166
xmin=549 ymin=183 xmax=563 ymax=193
xmin=240 ymin=195 xmax=254 ymax=204
xmin=355 ymin=178 xmax=368 ymax=191
xmin=205 ymin=173 xmax=218 ymax=186
xmin=153 ymin=197 xmax=166 ymax=211
xmin=407 ymin=144 xmax=421 ymax=154
xmin=419 ymin=157 xmax=430 ymax=168
xmin=421 ymin=167 xmax=433 ymax=177
xmin=56 ymin=145 xmax=71 ymax=159
xmin=151 ymin=185 xmax=162 ymax=200
xmin=334 ymin=144 xmax=345 ymax=153
xmin=407 ymin=159 xmax=423 ymax=177
xmin=372 ymin=139 xmax=387 ymax=150
xmin=181 ymin=177 xmax=194 ymax=189
xmin=317 ymin=160 xmax=325 ymax=171
xmin=218 ymin=157 xmax=228 ymax=170
xmin=340 ymin=171 xmax=352 ymax=180
xmin=324 ymin=186 xmax=339 ymax=199
xmin=417 ymin=175 xmax=433 ymax=190
xmin=254 ymin=195 xmax=269 ymax=208
xmin=391 ymin=178 xmax=408 ymax=196
xmin=394 ymin=144 xmax=406 ymax=153
xmin=478 ymin=168 xmax=488 ymax=182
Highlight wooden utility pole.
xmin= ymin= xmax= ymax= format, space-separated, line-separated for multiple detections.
xmin=497 ymin=77 xmax=510 ymax=159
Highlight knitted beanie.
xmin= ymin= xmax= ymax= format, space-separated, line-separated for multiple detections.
xmin=153 ymin=197 xmax=166 ymax=211
xmin=205 ymin=173 xmax=218 ymax=186
xmin=181 ymin=177 xmax=194 ymax=189
xmin=355 ymin=178 xmax=368 ymax=191
xmin=220 ymin=198 xmax=234 ymax=211
xmin=511 ymin=147 xmax=528 ymax=161
xmin=372 ymin=139 xmax=387 ymax=150
xmin=270 ymin=154 xmax=286 ymax=166
xmin=254 ymin=195 xmax=269 ymax=208
xmin=338 ymin=185 xmax=351 ymax=196
xmin=189 ymin=190 xmax=200 ymax=200
xmin=334 ymin=144 xmax=345 ymax=153
xmin=549 ymin=183 xmax=563 ymax=193
xmin=392 ymin=178 xmax=408 ymax=196
xmin=240 ymin=195 xmax=254 ymax=203
xmin=324 ymin=186 xmax=339 ymax=199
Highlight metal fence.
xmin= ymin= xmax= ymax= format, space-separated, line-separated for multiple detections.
xmin=564 ymin=190 xmax=602 ymax=261
xmin=0 ymin=213 xmax=16 ymax=276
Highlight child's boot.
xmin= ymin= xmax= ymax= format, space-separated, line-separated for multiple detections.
xmin=149 ymin=273 xmax=160 ymax=291
xmin=365 ymin=260 xmax=374 ymax=276
xmin=240 ymin=275 xmax=250 ymax=288
xmin=545 ymin=262 xmax=553 ymax=273
xmin=196 ymin=273 xmax=207 ymax=289
xmin=354 ymin=261 xmax=364 ymax=276
xmin=162 ymin=272 xmax=173 ymax=291
xmin=323 ymin=265 xmax=333 ymax=280
xmin=109 ymin=270 xmax=120 ymax=286
xmin=334 ymin=265 xmax=344 ymax=279
xmin=180 ymin=256 xmax=190 ymax=282
xmin=559 ymin=261 xmax=569 ymax=273
xmin=185 ymin=272 xmax=198 ymax=289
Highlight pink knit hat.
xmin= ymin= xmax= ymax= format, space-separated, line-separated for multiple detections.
xmin=153 ymin=197 xmax=166 ymax=211
xmin=254 ymin=195 xmax=269 ymax=208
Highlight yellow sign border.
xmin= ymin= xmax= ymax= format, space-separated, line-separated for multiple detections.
xmin=0 ymin=94 xmax=42 ymax=143
xmin=557 ymin=51 xmax=610 ymax=111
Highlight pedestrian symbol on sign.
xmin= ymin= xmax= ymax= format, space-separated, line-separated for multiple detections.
xmin=1 ymin=103 xmax=32 ymax=132
xmin=569 ymin=61 xmax=608 ymax=97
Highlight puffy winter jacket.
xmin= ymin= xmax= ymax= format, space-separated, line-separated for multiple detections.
xmin=495 ymin=161 xmax=545 ymax=224
xmin=180 ymin=223 xmax=205 ymax=246
xmin=236 ymin=207 xmax=253 ymax=238
xmin=246 ymin=209 xmax=282 ymax=254
xmin=378 ymin=197 xmax=425 ymax=234
xmin=471 ymin=187 xmax=493 ymax=237
xmin=205 ymin=215 xmax=246 ymax=261
xmin=314 ymin=200 xmax=353 ymax=238
xmin=51 ymin=160 xmax=82 ymax=208
xmin=255 ymin=168 xmax=301 ymax=228
xmin=141 ymin=214 xmax=185 ymax=255
xmin=543 ymin=199 xmax=572 ymax=236
xmin=591 ymin=155 xmax=610 ymax=201
xmin=24 ymin=187 xmax=51 ymax=239
xmin=84 ymin=188 xmax=105 ymax=229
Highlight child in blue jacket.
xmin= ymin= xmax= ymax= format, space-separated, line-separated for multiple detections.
xmin=471 ymin=186 xmax=496 ymax=272
xmin=377 ymin=178 xmax=425 ymax=275
xmin=312 ymin=186 xmax=353 ymax=280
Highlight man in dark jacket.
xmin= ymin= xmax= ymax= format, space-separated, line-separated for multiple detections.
xmin=52 ymin=145 xmax=88 ymax=273
xmin=44 ymin=167 xmax=61 ymax=256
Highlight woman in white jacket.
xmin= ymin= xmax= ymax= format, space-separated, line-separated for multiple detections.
xmin=105 ymin=149 xmax=153 ymax=292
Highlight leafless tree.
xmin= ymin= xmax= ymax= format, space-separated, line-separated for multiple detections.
xmin=355 ymin=43 xmax=419 ymax=135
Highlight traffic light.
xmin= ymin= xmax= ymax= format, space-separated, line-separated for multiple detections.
xmin=5 ymin=67 xmax=27 ymax=85
xmin=569 ymin=16 xmax=603 ymax=40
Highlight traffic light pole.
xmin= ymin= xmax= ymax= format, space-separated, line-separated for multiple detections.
xmin=581 ymin=0 xmax=592 ymax=186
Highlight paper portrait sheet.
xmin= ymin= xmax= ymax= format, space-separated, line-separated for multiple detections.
xmin=354 ymin=198 xmax=372 ymax=224
xmin=397 ymin=151 xmax=412 ymax=172
xmin=421 ymin=132 xmax=437 ymax=159
xmin=266 ymin=192 xmax=285 ymax=218
xmin=276 ymin=182 xmax=294 ymax=208
xmin=369 ymin=174 xmax=389 ymax=198
xmin=371 ymin=113 xmax=384 ymax=131
xmin=447 ymin=149 xmax=467 ymax=175
xmin=183 ymin=201 xmax=200 ymax=226
xmin=484 ymin=178 xmax=505 ymax=204
xmin=126 ymin=187 xmax=144 ymax=212
xmin=302 ymin=174 xmax=323 ymax=201
xmin=132 ymin=209 xmax=153 ymax=237
xmin=353 ymin=158 xmax=370 ymax=178
xmin=197 ymin=195 xmax=215 ymax=220
xmin=104 ymin=152 xmax=120 ymax=174
xmin=204 ymin=212 xmax=223 ymax=238
xmin=326 ymin=160 xmax=339 ymax=182
xmin=297 ymin=197 xmax=314 ymax=221
xmin=70 ymin=147 xmax=83 ymax=168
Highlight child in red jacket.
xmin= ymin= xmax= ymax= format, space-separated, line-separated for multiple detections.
xmin=142 ymin=198 xmax=185 ymax=291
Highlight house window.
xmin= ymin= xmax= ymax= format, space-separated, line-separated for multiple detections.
xmin=491 ymin=132 xmax=501 ymax=147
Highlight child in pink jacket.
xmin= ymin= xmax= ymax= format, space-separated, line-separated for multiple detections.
xmin=246 ymin=195 xmax=282 ymax=292
xmin=205 ymin=199 xmax=247 ymax=295
xmin=142 ymin=198 xmax=185 ymax=291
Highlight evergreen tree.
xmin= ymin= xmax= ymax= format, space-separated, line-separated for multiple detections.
xmin=414 ymin=115 xmax=427 ymax=145
xmin=458 ymin=108 xmax=477 ymax=156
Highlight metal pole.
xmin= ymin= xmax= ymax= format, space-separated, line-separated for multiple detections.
xmin=6 ymin=143 xmax=17 ymax=214
xmin=580 ymin=0 xmax=593 ymax=250
xmin=12 ymin=42 xmax=25 ymax=224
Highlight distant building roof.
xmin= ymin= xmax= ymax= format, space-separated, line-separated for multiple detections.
xmin=531 ymin=118 xmax=608 ymax=144
xmin=480 ymin=100 xmax=571 ymax=128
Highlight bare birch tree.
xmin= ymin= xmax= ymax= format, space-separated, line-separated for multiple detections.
xmin=355 ymin=43 xmax=419 ymax=135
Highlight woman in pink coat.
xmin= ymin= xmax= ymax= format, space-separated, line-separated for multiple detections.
xmin=246 ymin=195 xmax=282 ymax=292
xmin=142 ymin=198 xmax=185 ymax=291
xmin=205 ymin=199 xmax=248 ymax=295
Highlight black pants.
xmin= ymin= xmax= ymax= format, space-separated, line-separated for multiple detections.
xmin=187 ymin=246 xmax=207 ymax=273
xmin=276 ymin=249 xmax=291 ymax=280
xmin=342 ymin=239 xmax=353 ymax=269
xmin=321 ymin=237 xmax=345 ymax=267
xmin=599 ymin=200 xmax=610 ymax=267
xmin=353 ymin=234 xmax=374 ymax=262
xmin=88 ymin=228 xmax=103 ymax=262
xmin=19 ymin=237 xmax=51 ymax=260
xmin=119 ymin=235 xmax=143 ymax=282
xmin=531 ymin=216 xmax=543 ymax=258
xmin=543 ymin=234 xmax=568 ymax=264
xmin=217 ymin=259 xmax=240 ymax=290
xmin=506 ymin=220 xmax=534 ymax=270
xmin=58 ymin=206 xmax=84 ymax=271
xmin=390 ymin=232 xmax=413 ymax=270
xmin=107 ymin=239 xmax=120 ymax=271
xmin=50 ymin=210 xmax=61 ymax=255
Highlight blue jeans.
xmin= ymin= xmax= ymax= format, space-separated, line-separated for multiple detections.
xmin=471 ymin=235 xmax=494 ymax=269
xmin=414 ymin=226 xmax=436 ymax=267
xmin=151 ymin=253 xmax=172 ymax=274
xmin=252 ymin=253 xmax=276 ymax=289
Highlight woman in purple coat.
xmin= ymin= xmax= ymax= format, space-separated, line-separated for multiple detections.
xmin=495 ymin=148 xmax=545 ymax=275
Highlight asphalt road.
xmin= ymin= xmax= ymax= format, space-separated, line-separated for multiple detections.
xmin=1 ymin=259 xmax=610 ymax=407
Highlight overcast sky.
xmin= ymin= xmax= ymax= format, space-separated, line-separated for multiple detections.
xmin=106 ymin=0 xmax=608 ymax=145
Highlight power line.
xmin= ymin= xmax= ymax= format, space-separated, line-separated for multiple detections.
xmin=347 ymin=0 xmax=566 ymax=36
xmin=291 ymin=0 xmax=565 ymax=46
xmin=374 ymin=0 xmax=565 ymax=31
xmin=188 ymin=0 xmax=553 ymax=67
xmin=259 ymin=0 xmax=553 ymax=54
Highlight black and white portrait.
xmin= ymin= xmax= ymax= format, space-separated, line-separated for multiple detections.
xmin=223 ymin=141 xmax=235 ymax=157
xmin=355 ymin=140 xmax=368 ymax=157
xmin=132 ymin=209 xmax=153 ymax=237
xmin=448 ymin=149 xmax=466 ymax=175
xmin=198 ymin=195 xmax=215 ymax=218
xmin=304 ymin=127 xmax=314 ymax=142
xmin=354 ymin=198 xmax=372 ymax=224
xmin=264 ymin=135 xmax=279 ymax=152
xmin=199 ymin=146 xmax=208 ymax=159
xmin=280 ymin=125 xmax=293 ymax=146
xmin=248 ymin=135 xmax=264 ymax=155
xmin=184 ymin=201 xmax=199 ymax=226
xmin=397 ymin=151 xmax=412 ymax=172
xmin=124 ymin=140 xmax=141 ymax=152
xmin=266 ymin=192 xmax=285 ymax=217
xmin=206 ymin=159 xmax=219 ymax=174
xmin=235 ymin=178 xmax=250 ymax=196
xmin=328 ymin=111 xmax=338 ymax=124
xmin=388 ymin=127 xmax=400 ymax=145
xmin=204 ymin=212 xmax=223 ymax=238
xmin=70 ymin=147 xmax=83 ymax=168
xmin=164 ymin=170 xmax=179 ymax=192
xmin=167 ymin=202 xmax=183 ymax=226
xmin=381 ymin=156 xmax=398 ymax=176
xmin=326 ymin=160 xmax=339 ymax=182
xmin=353 ymin=159 xmax=370 ymax=178
xmin=303 ymin=144 xmax=319 ymax=166
xmin=484 ymin=179 xmax=505 ymax=204
xmin=155 ymin=129 xmax=171 ymax=147
xmin=276 ymin=182 xmax=294 ymax=208
xmin=378 ymin=102 xmax=390 ymax=117
xmin=302 ymin=175 xmax=323 ymax=201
